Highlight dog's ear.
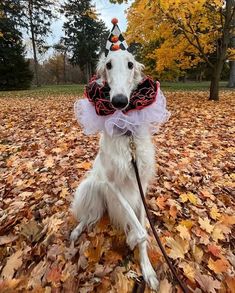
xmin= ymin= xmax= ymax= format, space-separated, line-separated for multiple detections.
xmin=134 ymin=61 xmax=145 ymax=83
xmin=96 ymin=53 xmax=106 ymax=81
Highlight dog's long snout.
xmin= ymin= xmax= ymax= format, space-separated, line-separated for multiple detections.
xmin=112 ymin=94 xmax=128 ymax=110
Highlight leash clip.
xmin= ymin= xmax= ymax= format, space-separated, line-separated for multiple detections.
xmin=129 ymin=135 xmax=136 ymax=161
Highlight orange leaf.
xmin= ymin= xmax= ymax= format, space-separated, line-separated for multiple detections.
xmin=77 ymin=161 xmax=92 ymax=170
xmin=221 ymin=215 xmax=235 ymax=226
xmin=225 ymin=276 xmax=235 ymax=293
xmin=46 ymin=266 xmax=62 ymax=285
xmin=207 ymin=244 xmax=222 ymax=257
xmin=156 ymin=195 xmax=168 ymax=210
xmin=208 ymin=257 xmax=230 ymax=274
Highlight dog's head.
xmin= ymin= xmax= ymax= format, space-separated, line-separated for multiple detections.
xmin=96 ymin=50 xmax=145 ymax=110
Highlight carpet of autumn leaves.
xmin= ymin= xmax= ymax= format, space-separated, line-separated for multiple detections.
xmin=0 ymin=90 xmax=234 ymax=293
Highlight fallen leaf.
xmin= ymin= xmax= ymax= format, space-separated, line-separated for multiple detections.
xmin=156 ymin=195 xmax=168 ymax=210
xmin=225 ymin=276 xmax=235 ymax=293
xmin=77 ymin=161 xmax=92 ymax=170
xmin=158 ymin=278 xmax=172 ymax=293
xmin=176 ymin=224 xmax=191 ymax=241
xmin=165 ymin=236 xmax=189 ymax=259
xmin=210 ymin=206 xmax=221 ymax=220
xmin=44 ymin=156 xmax=54 ymax=168
xmin=208 ymin=257 xmax=230 ymax=274
xmin=195 ymin=272 xmax=221 ymax=293
xmin=180 ymin=192 xmax=197 ymax=205
xmin=20 ymin=219 xmax=44 ymax=242
xmin=1 ymin=249 xmax=23 ymax=279
xmin=207 ymin=244 xmax=222 ymax=257
xmin=0 ymin=234 xmax=17 ymax=245
xmin=179 ymin=262 xmax=196 ymax=282
xmin=198 ymin=217 xmax=214 ymax=233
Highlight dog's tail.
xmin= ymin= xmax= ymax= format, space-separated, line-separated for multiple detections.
xmin=71 ymin=177 xmax=106 ymax=227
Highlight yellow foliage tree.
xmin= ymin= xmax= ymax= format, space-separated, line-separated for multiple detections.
xmin=113 ymin=0 xmax=235 ymax=100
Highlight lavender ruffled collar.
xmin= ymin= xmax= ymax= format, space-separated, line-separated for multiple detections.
xmin=74 ymin=77 xmax=170 ymax=137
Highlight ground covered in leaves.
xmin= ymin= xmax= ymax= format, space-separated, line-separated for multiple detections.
xmin=0 ymin=91 xmax=234 ymax=293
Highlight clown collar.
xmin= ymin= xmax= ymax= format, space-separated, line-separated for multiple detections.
xmin=85 ymin=76 xmax=159 ymax=116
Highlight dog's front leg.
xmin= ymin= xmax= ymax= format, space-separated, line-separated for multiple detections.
xmin=138 ymin=203 xmax=159 ymax=291
xmin=107 ymin=183 xmax=147 ymax=249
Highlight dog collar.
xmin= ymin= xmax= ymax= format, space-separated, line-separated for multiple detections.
xmin=85 ymin=76 xmax=158 ymax=116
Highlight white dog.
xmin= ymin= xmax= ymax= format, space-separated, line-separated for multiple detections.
xmin=70 ymin=49 xmax=163 ymax=290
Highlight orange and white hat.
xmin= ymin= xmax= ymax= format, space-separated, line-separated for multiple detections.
xmin=105 ymin=18 xmax=129 ymax=57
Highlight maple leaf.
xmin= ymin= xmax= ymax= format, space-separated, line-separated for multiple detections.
xmin=225 ymin=276 xmax=235 ymax=293
xmin=180 ymin=192 xmax=198 ymax=205
xmin=165 ymin=236 xmax=189 ymax=259
xmin=207 ymin=244 xmax=222 ymax=257
xmin=210 ymin=206 xmax=221 ymax=220
xmin=20 ymin=219 xmax=44 ymax=242
xmin=46 ymin=266 xmax=62 ymax=286
xmin=176 ymin=224 xmax=191 ymax=241
xmin=208 ymin=257 xmax=230 ymax=274
xmin=1 ymin=249 xmax=23 ymax=279
xmin=77 ymin=161 xmax=92 ymax=170
xmin=44 ymin=155 xmax=54 ymax=168
xmin=28 ymin=260 xmax=48 ymax=289
xmin=156 ymin=195 xmax=168 ymax=210
xmin=192 ymin=244 xmax=203 ymax=263
xmin=212 ymin=225 xmax=226 ymax=242
xmin=0 ymin=234 xmax=17 ymax=245
xmin=198 ymin=217 xmax=214 ymax=233
xmin=158 ymin=278 xmax=172 ymax=293
xmin=195 ymin=272 xmax=221 ymax=293
xmin=179 ymin=262 xmax=196 ymax=282
xmin=180 ymin=220 xmax=194 ymax=229
xmin=113 ymin=267 xmax=134 ymax=293
xmin=221 ymin=215 xmax=235 ymax=226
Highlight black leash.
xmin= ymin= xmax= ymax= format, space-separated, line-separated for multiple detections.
xmin=129 ymin=136 xmax=191 ymax=293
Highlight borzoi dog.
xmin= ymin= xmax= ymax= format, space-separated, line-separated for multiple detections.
xmin=70 ymin=20 xmax=169 ymax=291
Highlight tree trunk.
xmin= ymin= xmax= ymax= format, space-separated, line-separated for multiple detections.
xmin=28 ymin=0 xmax=39 ymax=87
xmin=209 ymin=60 xmax=224 ymax=101
xmin=209 ymin=0 xmax=234 ymax=100
xmin=85 ymin=63 xmax=89 ymax=83
xmin=228 ymin=61 xmax=235 ymax=87
xmin=63 ymin=53 xmax=66 ymax=84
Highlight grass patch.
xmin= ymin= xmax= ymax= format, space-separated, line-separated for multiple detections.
xmin=0 ymin=81 xmax=233 ymax=98
xmin=161 ymin=81 xmax=230 ymax=91
xmin=0 ymin=84 xmax=84 ymax=98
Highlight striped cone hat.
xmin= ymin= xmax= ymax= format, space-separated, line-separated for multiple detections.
xmin=105 ymin=18 xmax=129 ymax=57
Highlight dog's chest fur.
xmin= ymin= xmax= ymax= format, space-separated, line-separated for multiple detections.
xmin=100 ymin=133 xmax=154 ymax=178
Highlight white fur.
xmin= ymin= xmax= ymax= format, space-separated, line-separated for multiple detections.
xmin=71 ymin=50 xmax=159 ymax=290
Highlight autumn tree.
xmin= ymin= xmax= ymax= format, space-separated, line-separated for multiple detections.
xmin=63 ymin=0 xmax=109 ymax=82
xmin=53 ymin=41 xmax=70 ymax=84
xmin=115 ymin=0 xmax=235 ymax=100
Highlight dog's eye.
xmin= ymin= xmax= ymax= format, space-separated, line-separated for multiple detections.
xmin=106 ymin=62 xmax=112 ymax=70
xmin=128 ymin=62 xmax=134 ymax=69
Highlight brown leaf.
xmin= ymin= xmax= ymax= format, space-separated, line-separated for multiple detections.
xmin=1 ymin=249 xmax=23 ymax=279
xmin=195 ymin=272 xmax=221 ymax=293
xmin=0 ymin=234 xmax=17 ymax=245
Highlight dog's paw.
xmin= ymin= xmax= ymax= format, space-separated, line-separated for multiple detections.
xmin=70 ymin=227 xmax=82 ymax=242
xmin=142 ymin=264 xmax=159 ymax=291
xmin=127 ymin=229 xmax=147 ymax=250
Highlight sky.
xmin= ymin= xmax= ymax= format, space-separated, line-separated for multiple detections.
xmin=29 ymin=0 xmax=133 ymax=60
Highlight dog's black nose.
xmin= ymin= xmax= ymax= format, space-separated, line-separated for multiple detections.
xmin=112 ymin=94 xmax=128 ymax=109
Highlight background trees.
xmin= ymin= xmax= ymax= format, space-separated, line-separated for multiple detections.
xmin=0 ymin=3 xmax=33 ymax=90
xmin=125 ymin=0 xmax=235 ymax=100
xmin=21 ymin=0 xmax=57 ymax=87
xmin=63 ymin=0 xmax=109 ymax=83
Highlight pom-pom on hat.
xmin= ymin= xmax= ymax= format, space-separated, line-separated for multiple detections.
xmin=105 ymin=18 xmax=129 ymax=57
